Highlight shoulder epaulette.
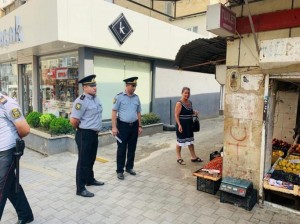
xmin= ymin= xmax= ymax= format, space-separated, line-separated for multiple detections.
xmin=80 ymin=95 xmax=85 ymax=100
xmin=0 ymin=96 xmax=7 ymax=105
xmin=117 ymin=92 xmax=122 ymax=95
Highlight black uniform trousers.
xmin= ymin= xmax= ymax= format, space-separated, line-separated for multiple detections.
xmin=75 ymin=129 xmax=99 ymax=193
xmin=0 ymin=148 xmax=33 ymax=221
xmin=116 ymin=120 xmax=139 ymax=173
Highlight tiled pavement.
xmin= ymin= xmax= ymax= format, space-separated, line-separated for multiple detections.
xmin=2 ymin=117 xmax=300 ymax=223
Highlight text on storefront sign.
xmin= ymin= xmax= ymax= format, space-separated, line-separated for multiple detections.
xmin=0 ymin=16 xmax=23 ymax=48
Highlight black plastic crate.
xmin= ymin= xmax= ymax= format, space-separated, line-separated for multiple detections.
xmin=197 ymin=176 xmax=221 ymax=195
xmin=220 ymin=189 xmax=257 ymax=211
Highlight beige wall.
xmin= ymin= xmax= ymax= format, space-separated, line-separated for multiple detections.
xmin=113 ymin=0 xmax=168 ymax=22
xmin=113 ymin=0 xmax=227 ymax=34
xmin=175 ymin=0 xmax=210 ymax=16
xmin=272 ymin=91 xmax=298 ymax=144
xmin=223 ymin=69 xmax=264 ymax=190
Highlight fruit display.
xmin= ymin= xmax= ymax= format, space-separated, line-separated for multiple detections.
xmin=271 ymin=150 xmax=285 ymax=165
xmin=290 ymin=144 xmax=300 ymax=155
xmin=270 ymin=157 xmax=300 ymax=186
xmin=202 ymin=156 xmax=223 ymax=174
xmin=286 ymin=155 xmax=300 ymax=160
xmin=274 ymin=159 xmax=300 ymax=175
xmin=272 ymin=138 xmax=291 ymax=156
xmin=272 ymin=150 xmax=284 ymax=157
xmin=271 ymin=170 xmax=300 ymax=185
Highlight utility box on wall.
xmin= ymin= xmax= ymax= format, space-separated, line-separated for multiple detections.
xmin=206 ymin=3 xmax=236 ymax=37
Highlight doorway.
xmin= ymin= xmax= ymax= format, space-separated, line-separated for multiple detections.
xmin=21 ymin=64 xmax=33 ymax=116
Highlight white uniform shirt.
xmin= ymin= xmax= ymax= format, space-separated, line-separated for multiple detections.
xmin=0 ymin=93 xmax=24 ymax=151
xmin=112 ymin=92 xmax=141 ymax=123
xmin=70 ymin=93 xmax=103 ymax=131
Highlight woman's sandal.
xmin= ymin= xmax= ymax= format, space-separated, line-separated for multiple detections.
xmin=177 ymin=159 xmax=186 ymax=165
xmin=191 ymin=157 xmax=203 ymax=162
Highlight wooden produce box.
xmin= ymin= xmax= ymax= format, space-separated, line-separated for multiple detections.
xmin=263 ymin=179 xmax=300 ymax=196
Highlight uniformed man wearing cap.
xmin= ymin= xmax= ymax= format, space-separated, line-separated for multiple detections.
xmin=70 ymin=74 xmax=104 ymax=197
xmin=0 ymin=93 xmax=34 ymax=223
xmin=111 ymin=77 xmax=143 ymax=180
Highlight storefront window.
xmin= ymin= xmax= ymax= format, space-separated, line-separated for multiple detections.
xmin=94 ymin=56 xmax=151 ymax=120
xmin=0 ymin=62 xmax=18 ymax=100
xmin=39 ymin=52 xmax=79 ymax=118
xmin=22 ymin=64 xmax=33 ymax=115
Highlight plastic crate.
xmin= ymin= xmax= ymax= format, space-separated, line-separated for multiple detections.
xmin=197 ymin=176 xmax=221 ymax=195
xmin=220 ymin=189 xmax=257 ymax=211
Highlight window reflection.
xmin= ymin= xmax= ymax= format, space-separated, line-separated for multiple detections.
xmin=0 ymin=63 xmax=18 ymax=100
xmin=22 ymin=64 xmax=33 ymax=115
xmin=39 ymin=52 xmax=79 ymax=118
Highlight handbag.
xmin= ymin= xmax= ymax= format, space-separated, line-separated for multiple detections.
xmin=192 ymin=116 xmax=200 ymax=132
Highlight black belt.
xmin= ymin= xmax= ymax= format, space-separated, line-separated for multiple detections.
xmin=0 ymin=147 xmax=14 ymax=155
xmin=117 ymin=119 xmax=138 ymax=126
xmin=77 ymin=128 xmax=99 ymax=134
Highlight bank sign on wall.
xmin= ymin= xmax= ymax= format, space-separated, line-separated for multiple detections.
xmin=0 ymin=16 xmax=23 ymax=48
xmin=260 ymin=37 xmax=300 ymax=69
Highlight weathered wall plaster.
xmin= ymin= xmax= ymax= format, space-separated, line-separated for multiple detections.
xmin=224 ymin=70 xmax=264 ymax=189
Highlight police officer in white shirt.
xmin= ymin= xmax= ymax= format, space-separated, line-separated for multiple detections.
xmin=111 ymin=77 xmax=143 ymax=180
xmin=0 ymin=93 xmax=34 ymax=224
xmin=70 ymin=74 xmax=104 ymax=198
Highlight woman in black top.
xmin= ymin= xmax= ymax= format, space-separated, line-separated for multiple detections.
xmin=174 ymin=87 xmax=203 ymax=165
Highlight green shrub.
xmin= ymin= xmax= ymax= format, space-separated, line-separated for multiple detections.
xmin=141 ymin=112 xmax=160 ymax=126
xmin=40 ymin=113 xmax=56 ymax=129
xmin=26 ymin=111 xmax=42 ymax=128
xmin=49 ymin=117 xmax=74 ymax=135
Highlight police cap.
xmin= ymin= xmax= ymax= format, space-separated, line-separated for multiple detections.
xmin=78 ymin=74 xmax=96 ymax=86
xmin=123 ymin=77 xmax=138 ymax=85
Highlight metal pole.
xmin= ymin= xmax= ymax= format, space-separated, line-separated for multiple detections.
xmin=244 ymin=0 xmax=260 ymax=54
xmin=170 ymin=99 xmax=172 ymax=125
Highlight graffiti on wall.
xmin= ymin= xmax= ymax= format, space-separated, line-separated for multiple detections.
xmin=260 ymin=37 xmax=300 ymax=68
xmin=227 ymin=118 xmax=248 ymax=162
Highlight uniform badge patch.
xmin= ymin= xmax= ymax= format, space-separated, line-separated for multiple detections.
xmin=75 ymin=103 xmax=82 ymax=110
xmin=11 ymin=108 xmax=21 ymax=119
xmin=113 ymin=98 xmax=117 ymax=104
xmin=0 ymin=96 xmax=7 ymax=104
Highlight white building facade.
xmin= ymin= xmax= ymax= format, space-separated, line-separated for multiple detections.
xmin=0 ymin=0 xmax=221 ymax=123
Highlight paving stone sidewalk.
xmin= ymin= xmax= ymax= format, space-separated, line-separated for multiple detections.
xmin=2 ymin=117 xmax=300 ymax=223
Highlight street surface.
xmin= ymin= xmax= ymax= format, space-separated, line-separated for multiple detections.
xmin=2 ymin=116 xmax=300 ymax=223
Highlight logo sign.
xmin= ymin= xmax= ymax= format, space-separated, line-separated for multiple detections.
xmin=220 ymin=4 xmax=236 ymax=34
xmin=109 ymin=13 xmax=133 ymax=44
xmin=206 ymin=3 xmax=236 ymax=37
xmin=0 ymin=16 xmax=23 ymax=48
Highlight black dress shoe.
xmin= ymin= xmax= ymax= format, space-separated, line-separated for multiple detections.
xmin=86 ymin=180 xmax=104 ymax=186
xmin=126 ymin=169 xmax=136 ymax=175
xmin=117 ymin=173 xmax=124 ymax=180
xmin=76 ymin=189 xmax=94 ymax=197
xmin=16 ymin=217 xmax=34 ymax=224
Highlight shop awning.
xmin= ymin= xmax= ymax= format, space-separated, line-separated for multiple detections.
xmin=174 ymin=36 xmax=227 ymax=74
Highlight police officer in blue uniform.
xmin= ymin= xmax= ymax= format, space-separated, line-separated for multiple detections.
xmin=0 ymin=93 xmax=34 ymax=224
xmin=111 ymin=77 xmax=143 ymax=180
xmin=70 ymin=74 xmax=104 ymax=197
